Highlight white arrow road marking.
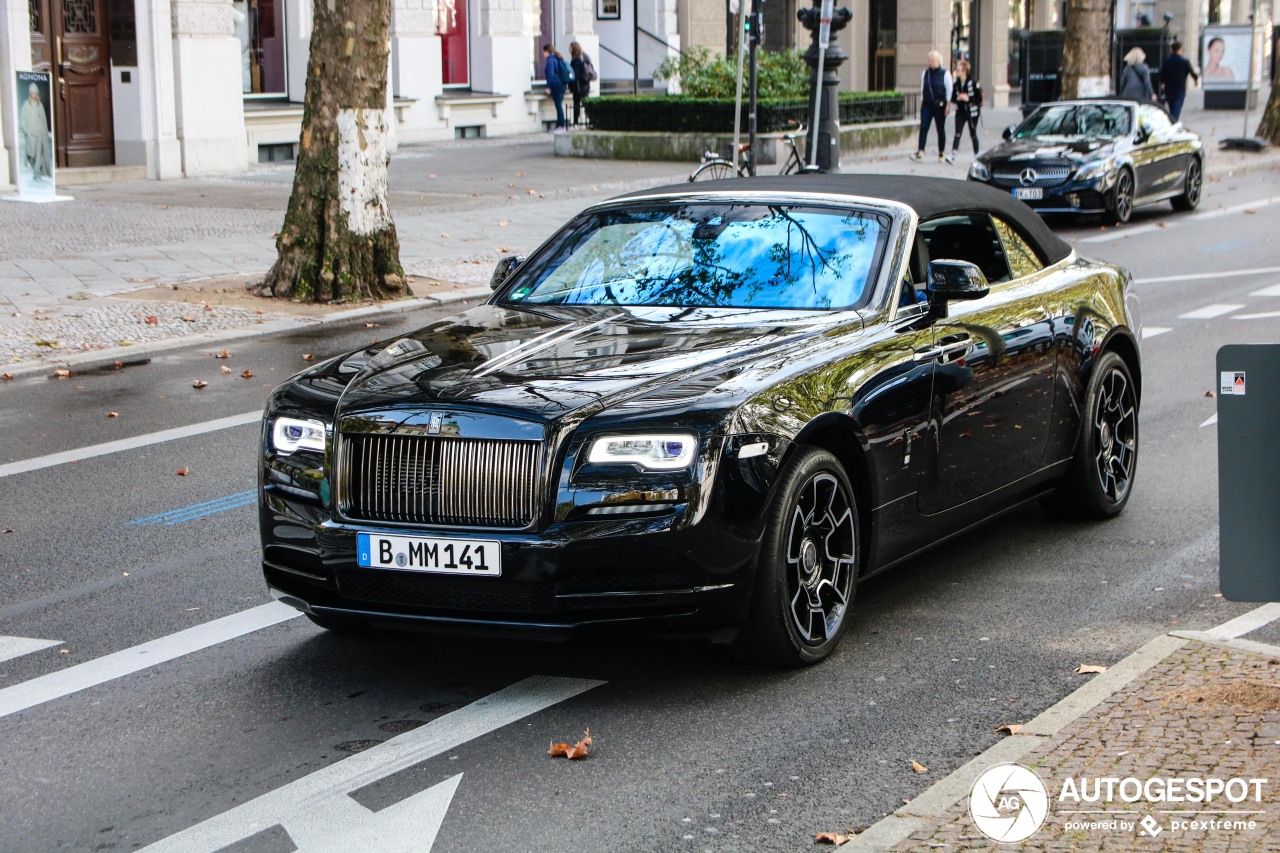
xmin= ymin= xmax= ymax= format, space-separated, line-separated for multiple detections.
xmin=0 ymin=602 xmax=300 ymax=719
xmin=1201 ymin=413 xmax=1218 ymax=428
xmin=1178 ymin=304 xmax=1244 ymax=320
xmin=1249 ymin=283 xmax=1280 ymax=297
xmin=0 ymin=411 xmax=261 ymax=479
xmin=0 ymin=635 xmax=62 ymax=663
xmin=137 ymin=675 xmax=603 ymax=853
xmin=1079 ymin=197 xmax=1280 ymax=244
xmin=1140 ymin=326 xmax=1172 ymax=340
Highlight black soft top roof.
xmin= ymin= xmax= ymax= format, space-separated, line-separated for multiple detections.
xmin=609 ymin=173 xmax=1074 ymax=266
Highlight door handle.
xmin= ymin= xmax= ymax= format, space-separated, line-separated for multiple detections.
xmin=937 ymin=333 xmax=972 ymax=363
xmin=913 ymin=346 xmax=942 ymax=363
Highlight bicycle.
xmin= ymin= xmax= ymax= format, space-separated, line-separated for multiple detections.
xmin=688 ymin=126 xmax=819 ymax=182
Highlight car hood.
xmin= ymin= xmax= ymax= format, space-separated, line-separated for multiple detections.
xmin=330 ymin=302 xmax=844 ymax=423
xmin=983 ymin=136 xmax=1119 ymax=164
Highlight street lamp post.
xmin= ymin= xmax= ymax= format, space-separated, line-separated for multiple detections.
xmin=797 ymin=0 xmax=851 ymax=171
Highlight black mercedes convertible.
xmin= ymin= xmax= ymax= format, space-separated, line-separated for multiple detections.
xmin=258 ymin=175 xmax=1142 ymax=666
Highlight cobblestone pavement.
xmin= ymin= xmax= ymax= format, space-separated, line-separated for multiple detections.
xmin=882 ymin=638 xmax=1280 ymax=852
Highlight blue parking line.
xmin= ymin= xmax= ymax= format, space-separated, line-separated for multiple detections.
xmin=129 ymin=490 xmax=258 ymax=527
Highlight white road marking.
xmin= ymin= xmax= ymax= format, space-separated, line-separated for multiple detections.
xmin=1079 ymin=197 xmax=1280 ymax=244
xmin=1141 ymin=326 xmax=1172 ymax=339
xmin=0 ymin=635 xmax=62 ymax=664
xmin=1177 ymin=304 xmax=1244 ymax=320
xmin=1201 ymin=413 xmax=1218 ymax=428
xmin=138 ymin=675 xmax=604 ymax=853
xmin=1231 ymin=310 xmax=1280 ymax=320
xmin=0 ymin=602 xmax=299 ymax=719
xmin=1136 ymin=265 xmax=1280 ymax=285
xmin=0 ymin=411 xmax=261 ymax=479
xmin=1249 ymin=283 xmax=1280 ymax=297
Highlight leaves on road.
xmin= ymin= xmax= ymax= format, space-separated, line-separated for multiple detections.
xmin=814 ymin=832 xmax=851 ymax=845
xmin=911 ymin=760 xmax=928 ymax=773
xmin=1205 ymin=390 xmax=1215 ymax=397
xmin=996 ymin=723 xmax=1023 ymax=735
xmin=54 ymin=369 xmax=71 ymax=378
xmin=145 ymin=315 xmax=159 ymax=325
xmin=1 ymin=373 xmax=11 ymax=381
xmin=302 ymin=353 xmax=315 ymax=361
xmin=214 ymin=348 xmax=231 ymax=359
xmin=176 ymin=467 xmax=190 ymax=476
xmin=240 ymin=369 xmax=254 ymax=379
xmin=192 ymin=380 xmax=208 ymax=389
xmin=548 ymin=727 xmax=592 ymax=760
xmin=106 ymin=412 xmax=119 ymax=418
xmin=220 ymin=365 xmax=232 ymax=374
xmin=1076 ymin=663 xmax=1109 ymax=674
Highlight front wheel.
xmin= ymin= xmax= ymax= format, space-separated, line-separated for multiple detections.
xmin=689 ymin=160 xmax=737 ymax=182
xmin=1171 ymin=158 xmax=1202 ymax=211
xmin=734 ymin=447 xmax=860 ymax=667
xmin=1042 ymin=351 xmax=1139 ymax=519
xmin=1108 ymin=169 xmax=1135 ymax=224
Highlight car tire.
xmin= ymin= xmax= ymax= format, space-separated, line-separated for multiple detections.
xmin=1108 ymin=169 xmax=1135 ymax=224
xmin=306 ymin=611 xmax=373 ymax=634
xmin=1042 ymin=351 xmax=1138 ymax=520
xmin=733 ymin=447 xmax=859 ymax=667
xmin=1171 ymin=158 xmax=1202 ymax=211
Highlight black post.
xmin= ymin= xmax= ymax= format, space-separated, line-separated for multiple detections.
xmin=747 ymin=0 xmax=762 ymax=175
xmin=633 ymin=0 xmax=640 ymax=95
xmin=797 ymin=0 xmax=851 ymax=171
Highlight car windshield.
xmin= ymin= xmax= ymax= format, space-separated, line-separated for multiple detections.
xmin=504 ymin=203 xmax=889 ymax=311
xmin=1015 ymin=104 xmax=1132 ymax=139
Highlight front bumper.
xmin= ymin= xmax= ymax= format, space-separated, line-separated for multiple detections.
xmin=974 ymin=172 xmax=1116 ymax=215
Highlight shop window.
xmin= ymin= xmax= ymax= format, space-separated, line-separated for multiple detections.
xmin=234 ymin=0 xmax=287 ymax=96
xmin=438 ymin=0 xmax=469 ymax=87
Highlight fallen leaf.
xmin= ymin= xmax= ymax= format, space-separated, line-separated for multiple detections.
xmin=996 ymin=723 xmax=1023 ymax=735
xmin=1245 ymin=209 xmax=1257 ymax=215
xmin=113 ymin=360 xmax=123 ymax=369
xmin=302 ymin=353 xmax=315 ymax=361
xmin=1076 ymin=663 xmax=1109 ymax=674
xmin=440 ymin=232 xmax=450 ymax=238
xmin=1205 ymin=390 xmax=1215 ymax=397
xmin=220 ymin=365 xmax=232 ymax=374
xmin=911 ymin=760 xmax=928 ymax=773
xmin=515 ymin=171 xmax=526 ymax=176
xmin=498 ymin=220 xmax=510 ymax=227
xmin=548 ymin=727 xmax=592 ymax=760
xmin=129 ymin=276 xmax=155 ymax=283
xmin=203 ymin=302 xmax=213 ymax=311
xmin=34 ymin=340 xmax=61 ymax=347
xmin=240 ymin=369 xmax=254 ymax=379
xmin=1 ymin=373 xmax=11 ymax=381
xmin=179 ymin=315 xmax=197 ymax=322
xmin=814 ymin=832 xmax=850 ymax=846
xmin=176 ymin=467 xmax=190 ymax=476
xmin=59 ymin=648 xmax=70 ymax=655
xmin=365 ymin=322 xmax=380 ymax=328
xmin=106 ymin=411 xmax=119 ymax=418
xmin=214 ymin=348 xmax=230 ymax=359
xmin=255 ymin=310 xmax=264 ymax=315
xmin=192 ymin=380 xmax=208 ymax=389
xmin=145 ymin=315 xmax=159 ymax=325
xmin=54 ymin=369 xmax=71 ymax=378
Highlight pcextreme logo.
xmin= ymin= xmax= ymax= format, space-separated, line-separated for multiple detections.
xmin=968 ymin=763 xmax=1050 ymax=843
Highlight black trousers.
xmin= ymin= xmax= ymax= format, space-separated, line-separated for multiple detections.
xmin=952 ymin=105 xmax=979 ymax=154
xmin=572 ymin=88 xmax=586 ymax=126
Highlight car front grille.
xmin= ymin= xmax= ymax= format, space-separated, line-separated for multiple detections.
xmin=338 ymin=434 xmax=541 ymax=529
xmin=991 ymin=166 xmax=1072 ymax=188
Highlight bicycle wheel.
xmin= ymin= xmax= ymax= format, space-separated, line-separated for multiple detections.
xmin=780 ymin=153 xmax=803 ymax=176
xmin=689 ymin=160 xmax=738 ymax=182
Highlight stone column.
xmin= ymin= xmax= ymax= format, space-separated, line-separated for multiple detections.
xmin=1030 ymin=0 xmax=1057 ymax=29
xmin=636 ymin=0 xmax=680 ymax=82
xmin=0 ymin=0 xmax=34 ymax=187
xmin=471 ymin=0 xmax=537 ymax=132
xmin=977 ymin=0 xmax=1011 ymax=107
xmin=126 ymin=0 xmax=183 ymax=178
xmin=171 ymin=0 xmax=247 ymax=173
xmin=843 ymin=0 xmax=869 ymax=91
xmin=393 ymin=0 xmax=445 ymax=141
xmin=897 ymin=0 xmax=950 ymax=100
xmin=563 ymin=0 xmax=600 ymax=95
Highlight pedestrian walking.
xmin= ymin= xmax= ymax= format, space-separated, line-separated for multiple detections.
xmin=542 ymin=44 xmax=569 ymax=133
xmin=1118 ymin=47 xmax=1157 ymax=103
xmin=947 ymin=59 xmax=982 ymax=162
xmin=568 ymin=42 xmax=596 ymax=128
xmin=911 ymin=51 xmax=952 ymax=162
xmin=1159 ymin=41 xmax=1199 ymax=121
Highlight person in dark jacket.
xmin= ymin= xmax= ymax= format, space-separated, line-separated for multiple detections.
xmin=1159 ymin=41 xmax=1199 ymax=121
xmin=947 ymin=59 xmax=982 ymax=162
xmin=542 ymin=44 xmax=567 ymax=132
xmin=1118 ymin=46 xmax=1156 ymax=102
xmin=569 ymin=42 xmax=592 ymax=128
xmin=912 ymin=50 xmax=952 ymax=162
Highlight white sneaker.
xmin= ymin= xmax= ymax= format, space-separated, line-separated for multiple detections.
xmin=945 ymin=151 xmax=957 ymax=163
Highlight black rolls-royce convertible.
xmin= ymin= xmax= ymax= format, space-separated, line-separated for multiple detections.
xmin=259 ymin=175 xmax=1141 ymax=666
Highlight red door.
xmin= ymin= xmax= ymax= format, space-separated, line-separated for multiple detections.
xmin=29 ymin=0 xmax=115 ymax=168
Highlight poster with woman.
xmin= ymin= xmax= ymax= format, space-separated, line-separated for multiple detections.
xmin=14 ymin=70 xmax=56 ymax=200
xmin=1201 ymin=25 xmax=1262 ymax=90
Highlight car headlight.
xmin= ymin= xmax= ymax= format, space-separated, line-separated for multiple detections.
xmin=968 ymin=160 xmax=990 ymax=181
xmin=1074 ymin=161 xmax=1109 ymax=182
xmin=586 ymin=434 xmax=697 ymax=470
xmin=271 ymin=417 xmax=327 ymax=455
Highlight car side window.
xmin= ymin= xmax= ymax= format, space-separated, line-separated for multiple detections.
xmin=990 ymin=217 xmax=1043 ymax=280
xmin=1138 ymin=105 xmax=1171 ymax=135
xmin=917 ymin=213 xmax=1013 ymax=285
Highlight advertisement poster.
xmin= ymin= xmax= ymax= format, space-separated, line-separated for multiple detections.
xmin=1201 ymin=25 xmax=1263 ymax=89
xmin=12 ymin=70 xmax=60 ymax=202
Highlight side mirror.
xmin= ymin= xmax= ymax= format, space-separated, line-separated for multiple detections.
xmin=490 ymin=255 xmax=525 ymax=291
xmin=1002 ymin=125 xmax=1016 ymax=141
xmin=926 ymin=260 xmax=989 ymax=301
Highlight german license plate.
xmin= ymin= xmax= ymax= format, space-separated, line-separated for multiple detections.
xmin=357 ymin=532 xmax=501 ymax=576
xmin=1013 ymin=187 xmax=1043 ymax=200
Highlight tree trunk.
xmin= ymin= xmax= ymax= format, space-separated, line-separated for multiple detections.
xmin=1258 ymin=78 xmax=1280 ymax=145
xmin=254 ymin=0 xmax=407 ymax=302
xmin=1060 ymin=0 xmax=1112 ymax=100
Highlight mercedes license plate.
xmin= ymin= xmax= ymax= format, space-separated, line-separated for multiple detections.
xmin=357 ymin=532 xmax=501 ymax=576
xmin=1013 ymin=187 xmax=1043 ymax=200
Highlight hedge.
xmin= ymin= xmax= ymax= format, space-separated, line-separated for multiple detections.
xmin=583 ymin=92 xmax=905 ymax=134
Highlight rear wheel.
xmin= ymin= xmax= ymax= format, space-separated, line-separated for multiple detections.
xmin=1108 ymin=169 xmax=1135 ymax=224
xmin=689 ymin=160 xmax=738 ymax=182
xmin=1042 ymin=351 xmax=1139 ymax=519
xmin=1171 ymin=158 xmax=1202 ymax=211
xmin=734 ymin=447 xmax=859 ymax=667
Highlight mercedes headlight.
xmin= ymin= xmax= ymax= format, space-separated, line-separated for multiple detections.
xmin=1074 ymin=161 xmax=1109 ymax=182
xmin=968 ymin=160 xmax=990 ymax=181
xmin=586 ymin=434 xmax=697 ymax=470
xmin=272 ymin=417 xmax=327 ymax=455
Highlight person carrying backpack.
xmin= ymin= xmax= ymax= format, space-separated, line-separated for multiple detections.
xmin=542 ymin=44 xmax=569 ymax=132
xmin=569 ymin=42 xmax=596 ymax=128
xmin=947 ymin=59 xmax=983 ymax=162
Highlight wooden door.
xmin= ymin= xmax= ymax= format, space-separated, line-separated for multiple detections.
xmin=29 ymin=0 xmax=115 ymax=168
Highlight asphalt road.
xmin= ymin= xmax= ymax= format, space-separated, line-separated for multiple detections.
xmin=1 ymin=164 xmax=1278 ymax=852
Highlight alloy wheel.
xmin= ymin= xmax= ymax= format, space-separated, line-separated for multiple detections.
xmin=1093 ymin=367 xmax=1138 ymax=505
xmin=784 ymin=472 xmax=856 ymax=644
xmin=1113 ymin=171 xmax=1134 ymax=223
xmin=1185 ymin=161 xmax=1202 ymax=207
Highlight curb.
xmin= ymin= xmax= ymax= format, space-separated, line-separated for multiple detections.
xmin=0 ymin=286 xmax=492 ymax=380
